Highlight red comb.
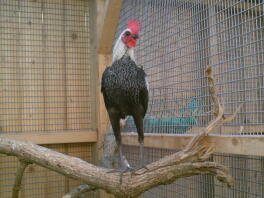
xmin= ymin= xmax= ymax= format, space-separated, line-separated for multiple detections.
xmin=127 ymin=20 xmax=141 ymax=34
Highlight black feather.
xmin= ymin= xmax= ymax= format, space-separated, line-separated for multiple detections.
xmin=101 ymin=56 xmax=149 ymax=119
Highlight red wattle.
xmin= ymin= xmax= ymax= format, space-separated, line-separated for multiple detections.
xmin=122 ymin=37 xmax=137 ymax=48
xmin=126 ymin=39 xmax=137 ymax=48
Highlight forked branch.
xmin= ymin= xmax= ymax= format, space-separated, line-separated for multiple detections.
xmin=0 ymin=66 xmax=237 ymax=198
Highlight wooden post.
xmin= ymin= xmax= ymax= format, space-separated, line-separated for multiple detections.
xmin=90 ymin=0 xmax=123 ymax=197
xmin=0 ymin=1 xmax=24 ymax=134
xmin=92 ymin=0 xmax=123 ymax=165
xmin=43 ymin=0 xmax=67 ymax=132
xmin=65 ymin=0 xmax=92 ymax=131
xmin=19 ymin=0 xmax=45 ymax=133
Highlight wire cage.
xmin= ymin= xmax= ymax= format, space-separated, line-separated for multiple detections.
xmin=124 ymin=145 xmax=264 ymax=198
xmin=0 ymin=0 xmax=96 ymax=197
xmin=117 ymin=0 xmax=264 ymax=197
xmin=0 ymin=0 xmax=263 ymax=197
xmin=0 ymin=143 xmax=96 ymax=198
xmin=0 ymin=0 xmax=96 ymax=133
xmin=120 ymin=0 xmax=264 ymax=136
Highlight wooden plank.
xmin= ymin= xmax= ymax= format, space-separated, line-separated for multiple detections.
xmin=122 ymin=133 xmax=264 ymax=156
xmin=94 ymin=1 xmax=118 ymax=198
xmin=19 ymin=0 xmax=45 ymax=133
xmin=65 ymin=0 xmax=92 ymax=131
xmin=186 ymin=125 xmax=264 ymax=135
xmin=43 ymin=0 xmax=67 ymax=132
xmin=97 ymin=0 xmax=123 ymax=54
xmin=0 ymin=131 xmax=97 ymax=145
xmin=0 ymin=0 xmax=23 ymax=133
xmin=95 ymin=0 xmax=121 ymax=152
xmin=95 ymin=54 xmax=113 ymax=198
xmin=96 ymin=54 xmax=112 ymax=138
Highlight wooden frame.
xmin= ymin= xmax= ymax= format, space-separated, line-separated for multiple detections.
xmin=95 ymin=0 xmax=123 ymax=158
xmin=122 ymin=133 xmax=264 ymax=156
xmin=0 ymin=131 xmax=97 ymax=145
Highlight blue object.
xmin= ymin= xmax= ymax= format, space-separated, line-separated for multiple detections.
xmin=125 ymin=98 xmax=199 ymax=134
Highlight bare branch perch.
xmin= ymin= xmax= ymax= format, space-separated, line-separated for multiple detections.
xmin=12 ymin=160 xmax=29 ymax=198
xmin=0 ymin=136 xmax=233 ymax=198
xmin=0 ymin=67 xmax=237 ymax=198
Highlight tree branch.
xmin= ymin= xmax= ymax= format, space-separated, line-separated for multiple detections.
xmin=0 ymin=137 xmax=233 ymax=198
xmin=0 ymin=66 xmax=237 ymax=198
xmin=12 ymin=160 xmax=29 ymax=198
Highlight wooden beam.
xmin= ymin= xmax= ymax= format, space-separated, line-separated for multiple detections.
xmin=95 ymin=1 xmax=122 ymax=197
xmin=0 ymin=131 xmax=97 ymax=145
xmin=122 ymin=133 xmax=264 ymax=156
xmin=97 ymin=0 xmax=123 ymax=54
xmin=187 ymin=125 xmax=264 ymax=135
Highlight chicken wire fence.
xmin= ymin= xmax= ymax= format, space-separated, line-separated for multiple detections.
xmin=0 ymin=0 xmax=96 ymax=197
xmin=118 ymin=0 xmax=264 ymax=135
xmin=117 ymin=0 xmax=264 ymax=198
xmin=0 ymin=143 xmax=96 ymax=198
xmin=0 ymin=0 xmax=96 ymax=133
xmin=124 ymin=145 xmax=264 ymax=198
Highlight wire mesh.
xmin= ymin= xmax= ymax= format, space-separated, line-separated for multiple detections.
xmin=124 ymin=145 xmax=264 ymax=198
xmin=0 ymin=143 xmax=96 ymax=198
xmin=117 ymin=0 xmax=264 ymax=135
xmin=117 ymin=1 xmax=264 ymax=198
xmin=0 ymin=0 xmax=95 ymax=133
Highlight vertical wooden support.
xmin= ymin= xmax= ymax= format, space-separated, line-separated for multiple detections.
xmin=65 ymin=0 xmax=92 ymax=131
xmin=96 ymin=53 xmax=112 ymax=157
xmin=90 ymin=0 xmax=123 ymax=197
xmin=92 ymin=0 xmax=123 ymax=165
xmin=0 ymin=0 xmax=23 ymax=133
xmin=43 ymin=0 xmax=67 ymax=132
xmin=20 ymin=0 xmax=45 ymax=133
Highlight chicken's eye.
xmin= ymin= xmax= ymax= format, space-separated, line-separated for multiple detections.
xmin=124 ymin=31 xmax=131 ymax=36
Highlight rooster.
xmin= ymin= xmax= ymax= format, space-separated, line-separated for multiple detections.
xmin=101 ymin=20 xmax=148 ymax=171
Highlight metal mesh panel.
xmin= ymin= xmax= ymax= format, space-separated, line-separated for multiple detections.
xmin=124 ymin=145 xmax=264 ymax=198
xmin=117 ymin=0 xmax=264 ymax=135
xmin=0 ymin=143 xmax=96 ymax=198
xmin=118 ymin=1 xmax=264 ymax=198
xmin=0 ymin=0 xmax=95 ymax=133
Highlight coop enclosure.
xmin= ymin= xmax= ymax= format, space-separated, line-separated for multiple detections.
xmin=0 ymin=0 xmax=97 ymax=197
xmin=0 ymin=0 xmax=264 ymax=198
xmin=118 ymin=0 xmax=264 ymax=198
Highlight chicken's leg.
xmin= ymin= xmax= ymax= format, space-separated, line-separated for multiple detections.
xmin=139 ymin=141 xmax=145 ymax=168
xmin=133 ymin=115 xmax=145 ymax=168
xmin=108 ymin=111 xmax=132 ymax=171
xmin=117 ymin=143 xmax=132 ymax=172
